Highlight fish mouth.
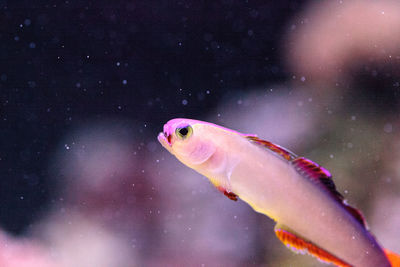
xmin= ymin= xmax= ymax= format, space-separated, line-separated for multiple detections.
xmin=158 ymin=131 xmax=173 ymax=151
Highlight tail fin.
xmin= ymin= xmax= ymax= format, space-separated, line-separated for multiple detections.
xmin=385 ymin=249 xmax=400 ymax=267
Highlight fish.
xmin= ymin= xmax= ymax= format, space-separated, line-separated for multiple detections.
xmin=158 ymin=118 xmax=400 ymax=267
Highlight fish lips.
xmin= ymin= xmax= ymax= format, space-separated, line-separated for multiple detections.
xmin=158 ymin=132 xmax=173 ymax=153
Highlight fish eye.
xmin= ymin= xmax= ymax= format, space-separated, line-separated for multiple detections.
xmin=175 ymin=125 xmax=193 ymax=140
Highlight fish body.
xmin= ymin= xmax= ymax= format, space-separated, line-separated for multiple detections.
xmin=158 ymin=118 xmax=399 ymax=267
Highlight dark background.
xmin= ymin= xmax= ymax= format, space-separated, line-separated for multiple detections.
xmin=0 ymin=1 xmax=302 ymax=234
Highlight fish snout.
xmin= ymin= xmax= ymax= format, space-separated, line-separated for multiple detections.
xmin=161 ymin=123 xmax=173 ymax=145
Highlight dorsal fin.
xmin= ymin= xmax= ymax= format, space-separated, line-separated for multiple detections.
xmin=291 ymin=157 xmax=367 ymax=228
xmin=245 ymin=136 xmax=297 ymax=161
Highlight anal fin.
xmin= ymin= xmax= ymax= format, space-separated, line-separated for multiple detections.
xmin=274 ymin=224 xmax=351 ymax=267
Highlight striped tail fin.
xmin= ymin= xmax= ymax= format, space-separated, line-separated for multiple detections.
xmin=385 ymin=249 xmax=400 ymax=267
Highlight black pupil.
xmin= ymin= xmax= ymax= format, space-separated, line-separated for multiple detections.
xmin=179 ymin=127 xmax=189 ymax=136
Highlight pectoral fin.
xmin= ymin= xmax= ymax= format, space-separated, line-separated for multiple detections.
xmin=274 ymin=223 xmax=351 ymax=267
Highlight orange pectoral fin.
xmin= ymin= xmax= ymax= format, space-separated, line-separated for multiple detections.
xmin=384 ymin=249 xmax=400 ymax=267
xmin=274 ymin=224 xmax=351 ymax=267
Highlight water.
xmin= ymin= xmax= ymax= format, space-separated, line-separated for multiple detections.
xmin=1 ymin=1 xmax=400 ymax=266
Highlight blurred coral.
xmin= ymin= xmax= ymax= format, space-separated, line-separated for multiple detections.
xmin=286 ymin=0 xmax=400 ymax=83
xmin=0 ymin=231 xmax=58 ymax=267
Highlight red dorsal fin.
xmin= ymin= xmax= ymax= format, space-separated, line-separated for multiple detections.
xmin=292 ymin=157 xmax=367 ymax=228
xmin=343 ymin=202 xmax=367 ymax=228
xmin=245 ymin=136 xmax=297 ymax=161
xmin=291 ymin=157 xmax=341 ymax=197
xmin=274 ymin=224 xmax=351 ymax=267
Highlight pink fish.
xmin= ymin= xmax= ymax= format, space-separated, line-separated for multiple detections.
xmin=158 ymin=118 xmax=400 ymax=266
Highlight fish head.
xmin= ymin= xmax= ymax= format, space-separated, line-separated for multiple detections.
xmin=158 ymin=118 xmax=217 ymax=167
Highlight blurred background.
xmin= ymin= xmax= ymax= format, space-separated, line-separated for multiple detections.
xmin=1 ymin=0 xmax=400 ymax=266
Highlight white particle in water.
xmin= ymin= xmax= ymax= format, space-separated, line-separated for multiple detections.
xmin=330 ymin=154 xmax=334 ymax=158
xmin=182 ymin=99 xmax=188 ymax=105
xmin=351 ymin=115 xmax=356 ymax=121
xmin=29 ymin=42 xmax=36 ymax=48
xmin=206 ymin=90 xmax=210 ymax=94
xmin=347 ymin=143 xmax=353 ymax=149
xmin=64 ymin=144 xmax=70 ymax=150
xmin=116 ymin=62 xmax=121 ymax=66
xmin=383 ymin=123 xmax=393 ymax=133
xmin=300 ymin=76 xmax=306 ymax=82
xmin=122 ymin=80 xmax=127 ymax=85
